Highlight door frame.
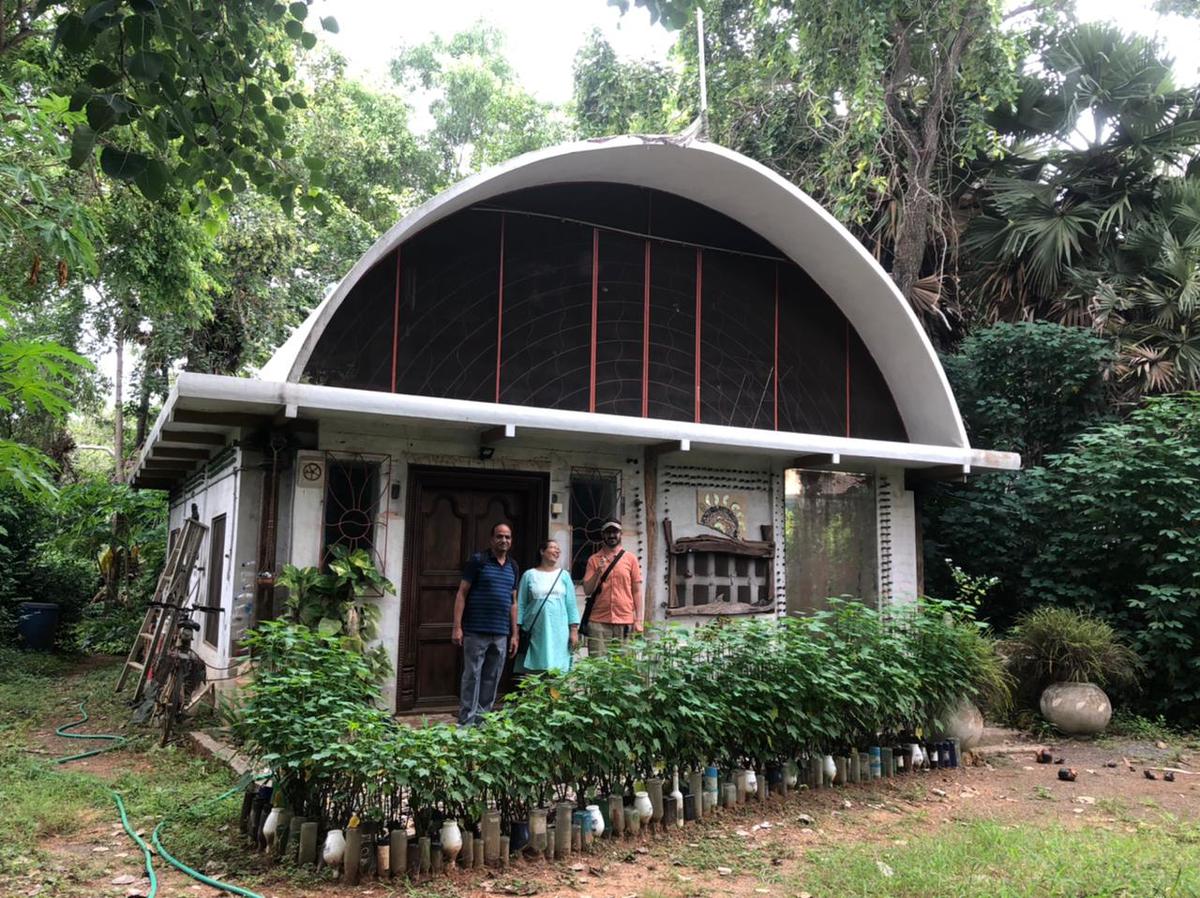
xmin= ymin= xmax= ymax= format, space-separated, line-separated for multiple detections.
xmin=396 ymin=464 xmax=549 ymax=713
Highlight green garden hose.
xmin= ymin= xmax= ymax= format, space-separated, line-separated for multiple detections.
xmin=53 ymin=701 xmax=127 ymax=763
xmin=52 ymin=701 xmax=264 ymax=898
xmin=152 ymin=779 xmax=264 ymax=898
xmin=52 ymin=703 xmax=155 ymax=897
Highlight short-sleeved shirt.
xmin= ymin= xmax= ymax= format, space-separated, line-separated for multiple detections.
xmin=461 ymin=551 xmax=520 ymax=636
xmin=584 ymin=549 xmax=642 ymax=625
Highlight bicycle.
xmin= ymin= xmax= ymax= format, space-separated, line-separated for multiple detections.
xmin=146 ymin=602 xmax=222 ymax=746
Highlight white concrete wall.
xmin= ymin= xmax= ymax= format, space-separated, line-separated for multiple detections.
xmin=273 ymin=428 xmax=919 ymax=712
xmin=649 ymin=453 xmax=785 ymax=628
xmin=166 ymin=451 xmax=244 ymax=671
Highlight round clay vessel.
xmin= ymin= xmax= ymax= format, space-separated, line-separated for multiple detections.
xmin=1039 ymin=681 xmax=1112 ymax=735
xmin=938 ymin=697 xmax=985 ymax=750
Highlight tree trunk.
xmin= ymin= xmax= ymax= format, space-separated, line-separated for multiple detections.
xmin=134 ymin=366 xmax=152 ymax=450
xmin=891 ymin=184 xmax=932 ymax=302
xmin=114 ymin=333 xmax=124 ymax=483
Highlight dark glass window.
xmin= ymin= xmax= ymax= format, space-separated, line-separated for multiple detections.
xmin=322 ymin=454 xmax=390 ymax=573
xmin=204 ymin=514 xmax=226 ymax=647
xmin=569 ymin=470 xmax=620 ymax=581
xmin=777 ymin=264 xmax=848 ymax=436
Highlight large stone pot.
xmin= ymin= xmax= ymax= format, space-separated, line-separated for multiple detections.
xmin=936 ymin=697 xmax=985 ymax=750
xmin=1039 ymin=682 xmax=1112 ymax=735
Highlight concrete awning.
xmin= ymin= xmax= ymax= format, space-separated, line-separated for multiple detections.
xmin=130 ymin=372 xmax=1020 ymax=491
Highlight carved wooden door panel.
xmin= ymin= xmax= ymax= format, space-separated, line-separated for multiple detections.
xmin=398 ymin=468 xmax=547 ymax=712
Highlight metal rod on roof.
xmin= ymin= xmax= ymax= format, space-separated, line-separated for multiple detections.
xmin=696 ymin=8 xmax=708 ymax=126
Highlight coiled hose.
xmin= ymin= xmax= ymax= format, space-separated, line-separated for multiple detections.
xmin=52 ymin=701 xmax=263 ymax=898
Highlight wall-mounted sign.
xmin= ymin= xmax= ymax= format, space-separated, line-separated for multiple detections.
xmin=697 ymin=491 xmax=748 ymax=539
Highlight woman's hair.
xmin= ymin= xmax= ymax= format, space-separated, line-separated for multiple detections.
xmin=538 ymin=538 xmax=559 ymax=554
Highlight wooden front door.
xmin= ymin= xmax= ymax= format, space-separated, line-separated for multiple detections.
xmin=397 ymin=467 xmax=548 ymax=712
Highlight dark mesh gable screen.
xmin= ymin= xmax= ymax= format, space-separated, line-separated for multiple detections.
xmin=777 ymin=263 xmax=847 ymax=436
xmin=301 ymin=183 xmax=909 ymax=442
xmin=647 ymin=242 xmax=696 ymax=422
xmin=499 ymin=215 xmax=592 ymax=410
xmin=700 ymin=253 xmax=775 ymax=429
xmin=304 ymin=249 xmax=397 ymax=390
xmin=595 ymin=232 xmax=645 ymax=416
xmin=394 ymin=211 xmax=500 ymax=402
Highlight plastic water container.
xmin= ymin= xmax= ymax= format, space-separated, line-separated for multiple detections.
xmin=17 ymin=602 xmax=60 ymax=651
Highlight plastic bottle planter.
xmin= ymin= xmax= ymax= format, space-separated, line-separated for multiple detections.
xmin=440 ymin=820 xmax=463 ymax=868
xmin=607 ymin=795 xmax=624 ymax=838
xmin=625 ymin=806 xmax=641 ymax=836
xmin=722 ymin=782 xmax=738 ymax=807
xmin=586 ymin=804 xmax=605 ymax=839
xmin=646 ymin=778 xmax=664 ymax=829
xmin=322 ymin=829 xmax=346 ymax=869
xmin=908 ymin=743 xmax=923 ymax=770
xmin=784 ymin=760 xmax=800 ymax=789
xmin=823 ymin=754 xmax=837 ymax=787
xmin=483 ymin=810 xmax=501 ymax=865
xmin=529 ymin=809 xmax=548 ymax=854
xmin=868 ymin=747 xmax=883 ymax=779
xmin=509 ymin=820 xmax=531 ymax=855
xmin=880 ymin=747 xmax=894 ymax=778
xmin=743 ymin=769 xmax=758 ymax=799
xmin=688 ymin=770 xmax=704 ymax=816
xmin=683 ymin=792 xmax=698 ymax=821
xmin=262 ymin=807 xmax=281 ymax=850
xmin=633 ymin=791 xmax=654 ymax=826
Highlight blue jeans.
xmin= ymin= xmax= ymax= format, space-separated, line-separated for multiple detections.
xmin=458 ymin=632 xmax=507 ymax=726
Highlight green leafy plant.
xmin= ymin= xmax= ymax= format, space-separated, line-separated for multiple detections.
xmin=277 ymin=545 xmax=393 ymax=679
xmin=1004 ymin=607 xmax=1142 ymax=706
xmin=233 ymin=598 xmax=1009 ymax=835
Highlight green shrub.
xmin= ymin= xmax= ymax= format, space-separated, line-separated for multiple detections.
xmin=232 ymin=599 xmax=1007 ymax=832
xmin=1003 ymin=607 xmax=1142 ymax=709
xmin=1025 ymin=395 xmax=1200 ymax=722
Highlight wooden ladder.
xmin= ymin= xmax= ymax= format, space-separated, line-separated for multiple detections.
xmin=115 ymin=517 xmax=209 ymax=701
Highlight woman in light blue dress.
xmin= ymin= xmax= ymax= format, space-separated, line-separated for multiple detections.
xmin=515 ymin=539 xmax=579 ymax=673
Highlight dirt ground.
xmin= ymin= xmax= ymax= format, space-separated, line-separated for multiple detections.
xmin=24 ymin=684 xmax=1200 ymax=898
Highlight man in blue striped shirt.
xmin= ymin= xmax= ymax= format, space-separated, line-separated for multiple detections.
xmin=452 ymin=522 xmax=520 ymax=726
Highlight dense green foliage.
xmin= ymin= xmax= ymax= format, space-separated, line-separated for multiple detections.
xmin=0 ymin=475 xmax=165 ymax=649
xmin=1026 ymin=395 xmax=1200 ymax=719
xmin=235 ymin=601 xmax=1006 ymax=829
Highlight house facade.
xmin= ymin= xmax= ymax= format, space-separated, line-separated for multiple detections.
xmin=132 ymin=137 xmax=1019 ymax=713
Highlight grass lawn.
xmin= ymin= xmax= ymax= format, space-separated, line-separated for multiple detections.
xmin=797 ymin=818 xmax=1200 ymax=897
xmin=0 ymin=648 xmax=265 ymax=895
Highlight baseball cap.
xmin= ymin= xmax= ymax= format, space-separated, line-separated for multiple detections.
xmin=601 ymin=520 xmax=622 ymax=531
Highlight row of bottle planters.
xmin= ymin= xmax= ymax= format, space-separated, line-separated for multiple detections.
xmin=244 ymin=739 xmax=960 ymax=883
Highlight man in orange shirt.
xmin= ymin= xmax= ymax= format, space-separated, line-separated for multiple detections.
xmin=581 ymin=521 xmax=643 ymax=655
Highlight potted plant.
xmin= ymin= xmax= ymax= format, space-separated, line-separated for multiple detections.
xmin=1004 ymin=607 xmax=1140 ymax=735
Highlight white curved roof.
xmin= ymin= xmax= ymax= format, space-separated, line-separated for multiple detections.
xmin=263 ymin=136 xmax=968 ymax=448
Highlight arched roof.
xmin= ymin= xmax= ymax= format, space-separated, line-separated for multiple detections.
xmin=261 ymin=136 xmax=967 ymax=448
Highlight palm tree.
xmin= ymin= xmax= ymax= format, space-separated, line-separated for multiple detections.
xmin=962 ymin=24 xmax=1200 ymax=329
xmin=1094 ymin=178 xmax=1200 ymax=402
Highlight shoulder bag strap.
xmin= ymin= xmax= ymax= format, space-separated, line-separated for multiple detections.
xmin=580 ymin=549 xmax=625 ymax=630
xmin=523 ymin=569 xmax=564 ymax=634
